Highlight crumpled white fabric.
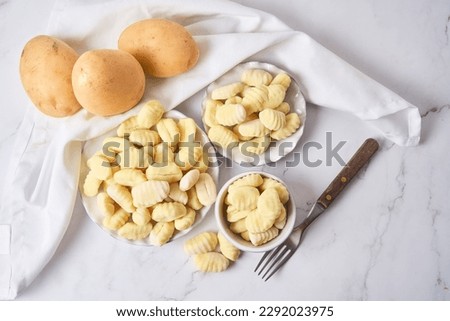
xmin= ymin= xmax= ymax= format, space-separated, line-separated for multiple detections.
xmin=0 ymin=0 xmax=421 ymax=299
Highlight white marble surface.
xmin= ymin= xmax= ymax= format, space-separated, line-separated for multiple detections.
xmin=0 ymin=0 xmax=449 ymax=300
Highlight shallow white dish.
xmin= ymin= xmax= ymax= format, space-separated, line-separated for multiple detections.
xmin=215 ymin=171 xmax=296 ymax=253
xmin=80 ymin=110 xmax=219 ymax=246
xmin=202 ymin=61 xmax=306 ymax=166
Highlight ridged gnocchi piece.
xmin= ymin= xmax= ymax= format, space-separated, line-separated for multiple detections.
xmin=225 ymin=96 xmax=242 ymax=105
xmin=241 ymin=69 xmax=273 ymax=86
xmin=249 ymin=226 xmax=279 ymax=246
xmin=263 ymin=84 xmax=287 ymax=109
xmin=117 ymin=116 xmax=143 ymax=137
xmin=175 ymin=145 xmax=203 ymax=171
xmin=194 ymin=252 xmax=230 ymax=273
xmin=150 ymin=221 xmax=175 ymax=246
xmin=229 ymin=218 xmax=247 ymax=234
xmin=132 ymin=207 xmax=151 ymax=226
xmin=118 ymin=222 xmax=152 ymax=240
xmin=87 ymin=154 xmax=113 ymax=180
xmin=102 ymin=136 xmax=130 ymax=154
xmin=226 ymin=208 xmax=252 ymax=223
xmin=113 ymin=168 xmax=147 ymax=187
xmin=208 ymin=125 xmax=239 ymax=150
xmin=259 ymin=178 xmax=290 ymax=204
xmin=240 ymin=231 xmax=250 ymax=241
xmin=241 ymin=85 xmax=269 ymax=114
xmin=228 ymin=173 xmax=264 ymax=191
xmin=275 ymin=101 xmax=291 ymax=114
xmin=131 ymin=180 xmax=170 ymax=207
xmin=227 ymin=186 xmax=259 ymax=210
xmin=193 ymin=156 xmax=209 ymax=173
xmin=129 ymin=129 xmax=160 ymax=147
xmin=152 ymin=202 xmax=187 ymax=222
xmin=187 ymin=188 xmax=204 ymax=210
xmin=211 ymin=82 xmax=245 ymax=100
xmin=245 ymin=209 xmax=275 ymax=233
xmin=239 ymin=135 xmax=270 ymax=155
xmin=271 ymin=72 xmax=291 ymax=89
xmin=156 ymin=118 xmax=180 ymax=148
xmin=153 ymin=143 xmax=175 ymax=163
xmin=97 ymin=192 xmax=115 ymax=216
xmin=137 ymin=100 xmax=165 ymax=128
xmin=174 ymin=207 xmax=196 ymax=231
xmin=178 ymin=118 xmax=197 ymax=143
xmin=217 ymin=233 xmax=240 ymax=261
xmin=94 ymin=150 xmax=116 ymax=163
xmin=215 ymin=104 xmax=247 ymax=126
xmin=106 ymin=184 xmax=136 ymax=213
xmin=257 ymin=188 xmax=282 ymax=221
xmin=259 ymin=109 xmax=286 ymax=131
xmin=169 ymin=183 xmax=188 ymax=205
xmin=146 ymin=162 xmax=183 ymax=182
xmin=184 ymin=232 xmax=218 ymax=255
xmin=203 ymin=99 xmax=221 ymax=128
xmin=194 ymin=173 xmax=217 ymax=206
xmin=232 ymin=125 xmax=253 ymax=141
xmin=83 ymin=170 xmax=103 ymax=197
xmin=118 ymin=146 xmax=150 ymax=169
xmin=270 ymin=112 xmax=301 ymax=141
xmin=103 ymin=208 xmax=130 ymax=231
xmin=179 ymin=169 xmax=200 ymax=191
xmin=237 ymin=119 xmax=270 ymax=137
xmin=274 ymin=205 xmax=287 ymax=229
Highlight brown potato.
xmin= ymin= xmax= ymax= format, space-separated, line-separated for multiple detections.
xmin=72 ymin=49 xmax=145 ymax=116
xmin=19 ymin=35 xmax=82 ymax=117
xmin=118 ymin=18 xmax=199 ymax=78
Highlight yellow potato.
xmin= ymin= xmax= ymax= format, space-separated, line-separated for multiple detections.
xmin=118 ymin=18 xmax=199 ymax=78
xmin=19 ymin=35 xmax=81 ymax=117
xmin=72 ymin=49 xmax=145 ymax=116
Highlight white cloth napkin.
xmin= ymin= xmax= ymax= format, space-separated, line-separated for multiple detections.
xmin=0 ymin=0 xmax=421 ymax=299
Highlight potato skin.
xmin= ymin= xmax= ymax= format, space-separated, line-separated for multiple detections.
xmin=19 ymin=35 xmax=82 ymax=117
xmin=72 ymin=49 xmax=145 ymax=116
xmin=118 ymin=18 xmax=199 ymax=78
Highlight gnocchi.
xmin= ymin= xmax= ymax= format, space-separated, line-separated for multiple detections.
xmin=82 ymin=100 xmax=217 ymax=245
xmin=184 ymin=232 xmax=218 ymax=255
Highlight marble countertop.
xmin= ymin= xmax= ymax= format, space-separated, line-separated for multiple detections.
xmin=0 ymin=0 xmax=449 ymax=300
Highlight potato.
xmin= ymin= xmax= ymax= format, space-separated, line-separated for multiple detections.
xmin=118 ymin=18 xmax=199 ymax=78
xmin=72 ymin=49 xmax=145 ymax=116
xmin=19 ymin=35 xmax=82 ymax=117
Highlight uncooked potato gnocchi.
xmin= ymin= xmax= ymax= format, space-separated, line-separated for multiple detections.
xmin=205 ymin=68 xmax=301 ymax=157
xmin=82 ymin=100 xmax=217 ymax=245
xmin=184 ymin=231 xmax=241 ymax=273
xmin=222 ymin=174 xmax=290 ymax=246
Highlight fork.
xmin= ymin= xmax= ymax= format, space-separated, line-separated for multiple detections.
xmin=254 ymin=138 xmax=379 ymax=281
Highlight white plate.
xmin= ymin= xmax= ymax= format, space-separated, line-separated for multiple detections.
xmin=80 ymin=110 xmax=219 ymax=246
xmin=201 ymin=61 xmax=306 ymax=166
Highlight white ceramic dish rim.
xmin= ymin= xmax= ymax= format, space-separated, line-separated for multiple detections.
xmin=80 ymin=110 xmax=219 ymax=246
xmin=215 ymin=171 xmax=296 ymax=253
xmin=202 ymin=61 xmax=307 ymax=166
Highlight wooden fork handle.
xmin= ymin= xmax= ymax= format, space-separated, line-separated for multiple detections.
xmin=317 ymin=138 xmax=379 ymax=209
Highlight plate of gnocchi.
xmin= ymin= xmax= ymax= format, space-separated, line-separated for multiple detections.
xmin=80 ymin=101 xmax=219 ymax=246
xmin=201 ymin=61 xmax=306 ymax=166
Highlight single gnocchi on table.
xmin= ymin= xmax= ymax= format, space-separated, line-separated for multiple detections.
xmin=203 ymin=68 xmax=302 ymax=157
xmin=184 ymin=231 xmax=241 ymax=273
xmin=222 ymin=173 xmax=290 ymax=246
xmin=81 ymin=100 xmax=218 ymax=246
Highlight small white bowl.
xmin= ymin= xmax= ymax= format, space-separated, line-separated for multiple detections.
xmin=215 ymin=171 xmax=296 ymax=252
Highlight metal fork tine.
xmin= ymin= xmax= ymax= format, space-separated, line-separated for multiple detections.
xmin=253 ymin=249 xmax=272 ymax=272
xmin=263 ymin=249 xmax=294 ymax=282
xmin=256 ymin=244 xmax=287 ymax=276
xmin=261 ymin=246 xmax=291 ymax=280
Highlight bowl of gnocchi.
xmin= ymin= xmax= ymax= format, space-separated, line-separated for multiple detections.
xmin=202 ymin=61 xmax=306 ymax=166
xmin=80 ymin=100 xmax=219 ymax=246
xmin=215 ymin=172 xmax=296 ymax=252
